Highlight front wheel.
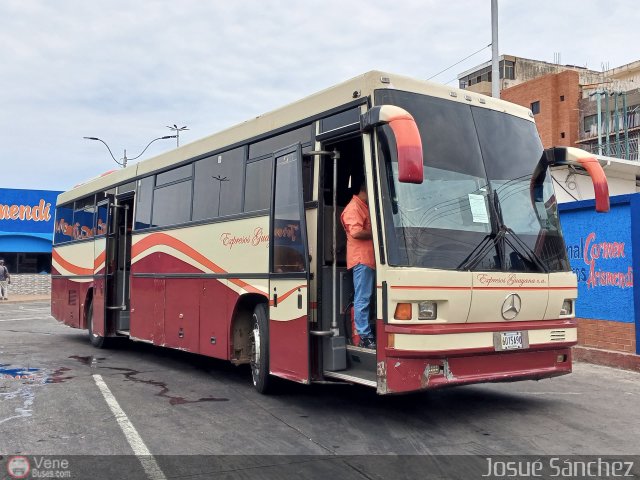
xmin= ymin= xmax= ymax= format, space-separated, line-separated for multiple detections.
xmin=249 ymin=303 xmax=272 ymax=393
xmin=87 ymin=299 xmax=109 ymax=349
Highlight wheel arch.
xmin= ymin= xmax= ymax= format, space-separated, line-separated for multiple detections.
xmin=229 ymin=293 xmax=268 ymax=364
xmin=81 ymin=286 xmax=94 ymax=330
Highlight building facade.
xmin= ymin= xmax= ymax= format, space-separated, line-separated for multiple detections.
xmin=0 ymin=188 xmax=61 ymax=294
xmin=500 ymin=69 xmax=581 ymax=148
xmin=458 ymin=54 xmax=601 ymax=97
xmin=559 ymin=195 xmax=640 ymax=359
xmin=577 ymin=60 xmax=640 ymax=161
xmin=458 ymin=55 xmax=640 ymax=161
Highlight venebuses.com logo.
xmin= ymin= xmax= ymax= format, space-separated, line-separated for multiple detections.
xmin=6 ymin=456 xmax=30 ymax=479
xmin=5 ymin=455 xmax=71 ymax=478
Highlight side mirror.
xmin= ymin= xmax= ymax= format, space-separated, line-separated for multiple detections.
xmin=361 ymin=105 xmax=423 ymax=184
xmin=542 ymin=147 xmax=610 ymax=213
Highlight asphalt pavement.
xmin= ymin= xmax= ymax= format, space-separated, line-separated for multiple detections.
xmin=1 ymin=301 xmax=640 ymax=479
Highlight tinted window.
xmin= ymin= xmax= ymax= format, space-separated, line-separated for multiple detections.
xmin=135 ymin=177 xmax=154 ymax=230
xmin=74 ymin=205 xmax=95 ymax=240
xmin=272 ymin=151 xmax=306 ymax=273
xmin=375 ymin=89 xmax=494 ymax=269
xmin=152 ymin=180 xmax=192 ymax=226
xmin=244 ymin=158 xmax=273 ymax=212
xmin=96 ymin=189 xmax=116 ymax=203
xmin=156 ymin=164 xmax=192 ymax=186
xmin=193 ymin=147 xmax=244 ymax=220
xmin=249 ymin=125 xmax=312 ymax=158
xmin=377 ymin=89 xmax=486 ymax=177
xmin=96 ymin=202 xmax=109 ymax=236
xmin=302 ymin=145 xmax=313 ymax=203
xmin=75 ymin=196 xmax=95 ymax=210
xmin=320 ymin=108 xmax=360 ymax=133
xmin=54 ymin=203 xmax=74 ymax=244
xmin=118 ymin=181 xmax=136 ymax=194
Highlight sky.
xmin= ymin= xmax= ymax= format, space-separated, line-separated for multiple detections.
xmin=1 ymin=0 xmax=638 ymax=192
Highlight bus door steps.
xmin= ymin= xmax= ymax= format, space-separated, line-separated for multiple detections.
xmin=321 ymin=345 xmax=377 ymax=387
xmin=116 ymin=329 xmax=131 ymax=337
xmin=322 ymin=369 xmax=376 ymax=388
xmin=346 ymin=345 xmax=376 ymax=371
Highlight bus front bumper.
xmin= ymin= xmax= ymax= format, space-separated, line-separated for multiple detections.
xmin=377 ymin=319 xmax=577 ymax=394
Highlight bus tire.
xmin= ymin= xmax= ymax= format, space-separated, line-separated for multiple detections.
xmin=250 ymin=303 xmax=272 ymax=393
xmin=87 ymin=299 xmax=109 ymax=349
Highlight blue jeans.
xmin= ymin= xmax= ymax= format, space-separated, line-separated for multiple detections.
xmin=352 ymin=264 xmax=374 ymax=338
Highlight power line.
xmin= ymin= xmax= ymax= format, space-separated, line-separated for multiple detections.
xmin=552 ymin=175 xmax=579 ymax=201
xmin=427 ymin=43 xmax=492 ymax=81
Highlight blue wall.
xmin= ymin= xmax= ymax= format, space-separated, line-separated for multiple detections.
xmin=0 ymin=188 xmax=61 ymax=252
xmin=559 ymin=195 xmax=636 ymax=323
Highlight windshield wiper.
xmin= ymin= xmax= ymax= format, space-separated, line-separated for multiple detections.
xmin=491 ymin=183 xmax=548 ymax=273
xmin=501 ymin=225 xmax=549 ymax=273
xmin=457 ymin=191 xmax=502 ymax=271
xmin=457 ymin=228 xmax=504 ymax=271
xmin=457 ymin=225 xmax=548 ymax=272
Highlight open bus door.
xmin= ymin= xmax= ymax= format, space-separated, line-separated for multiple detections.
xmin=90 ymin=194 xmax=133 ymax=347
xmin=90 ymin=196 xmax=113 ymax=343
xmin=268 ymin=144 xmax=311 ymax=383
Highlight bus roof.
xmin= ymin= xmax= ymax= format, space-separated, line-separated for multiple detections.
xmin=59 ymin=70 xmax=532 ymax=205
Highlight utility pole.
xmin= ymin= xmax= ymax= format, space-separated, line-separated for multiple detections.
xmin=491 ymin=0 xmax=500 ymax=98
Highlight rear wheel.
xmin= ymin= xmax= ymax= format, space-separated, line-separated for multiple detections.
xmin=87 ymin=299 xmax=109 ymax=349
xmin=249 ymin=303 xmax=271 ymax=393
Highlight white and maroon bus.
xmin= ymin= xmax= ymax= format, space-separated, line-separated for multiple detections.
xmin=51 ymin=71 xmax=609 ymax=394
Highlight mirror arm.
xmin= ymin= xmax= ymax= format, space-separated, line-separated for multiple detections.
xmin=543 ymin=147 xmax=609 ymax=213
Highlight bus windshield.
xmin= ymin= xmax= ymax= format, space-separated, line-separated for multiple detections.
xmin=376 ymin=89 xmax=569 ymax=272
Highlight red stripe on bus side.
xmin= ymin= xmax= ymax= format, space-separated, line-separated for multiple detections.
xmin=52 ymin=250 xmax=94 ymax=276
xmin=384 ymin=318 xmax=577 ymax=335
xmin=94 ymin=250 xmax=106 ymax=270
xmin=389 ymin=285 xmax=575 ymax=291
xmin=132 ymin=232 xmax=265 ymax=296
xmin=277 ymin=285 xmax=307 ymax=303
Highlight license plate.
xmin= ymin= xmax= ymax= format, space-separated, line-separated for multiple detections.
xmin=496 ymin=331 xmax=524 ymax=351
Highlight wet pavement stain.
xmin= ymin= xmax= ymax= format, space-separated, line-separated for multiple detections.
xmin=101 ymin=366 xmax=229 ymax=405
xmin=47 ymin=367 xmax=74 ymax=384
xmin=68 ymin=355 xmax=105 ymax=366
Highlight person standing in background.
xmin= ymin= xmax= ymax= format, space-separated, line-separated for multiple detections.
xmin=0 ymin=259 xmax=10 ymax=300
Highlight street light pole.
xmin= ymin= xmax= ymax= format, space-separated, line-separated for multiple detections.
xmin=166 ymin=124 xmax=189 ymax=147
xmin=491 ymin=0 xmax=500 ymax=98
xmin=212 ymin=175 xmax=230 ymax=217
xmin=83 ymin=135 xmax=176 ymax=168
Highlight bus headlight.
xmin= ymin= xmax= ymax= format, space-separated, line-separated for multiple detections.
xmin=418 ymin=301 xmax=437 ymax=320
xmin=561 ymin=299 xmax=573 ymax=316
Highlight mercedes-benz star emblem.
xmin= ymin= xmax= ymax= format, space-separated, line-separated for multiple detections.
xmin=501 ymin=293 xmax=522 ymax=320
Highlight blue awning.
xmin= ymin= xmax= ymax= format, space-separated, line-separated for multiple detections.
xmin=0 ymin=232 xmax=53 ymax=253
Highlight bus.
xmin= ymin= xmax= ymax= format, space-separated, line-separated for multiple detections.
xmin=51 ymin=71 xmax=609 ymax=394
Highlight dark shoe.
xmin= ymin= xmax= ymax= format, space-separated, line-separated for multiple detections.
xmin=358 ymin=337 xmax=376 ymax=350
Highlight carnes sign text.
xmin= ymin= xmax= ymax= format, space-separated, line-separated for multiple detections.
xmin=566 ymin=232 xmax=633 ymax=289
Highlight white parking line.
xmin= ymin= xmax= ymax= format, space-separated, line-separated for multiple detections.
xmin=515 ymin=392 xmax=582 ymax=395
xmin=93 ymin=374 xmax=167 ymax=480
xmin=0 ymin=317 xmax=49 ymax=322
